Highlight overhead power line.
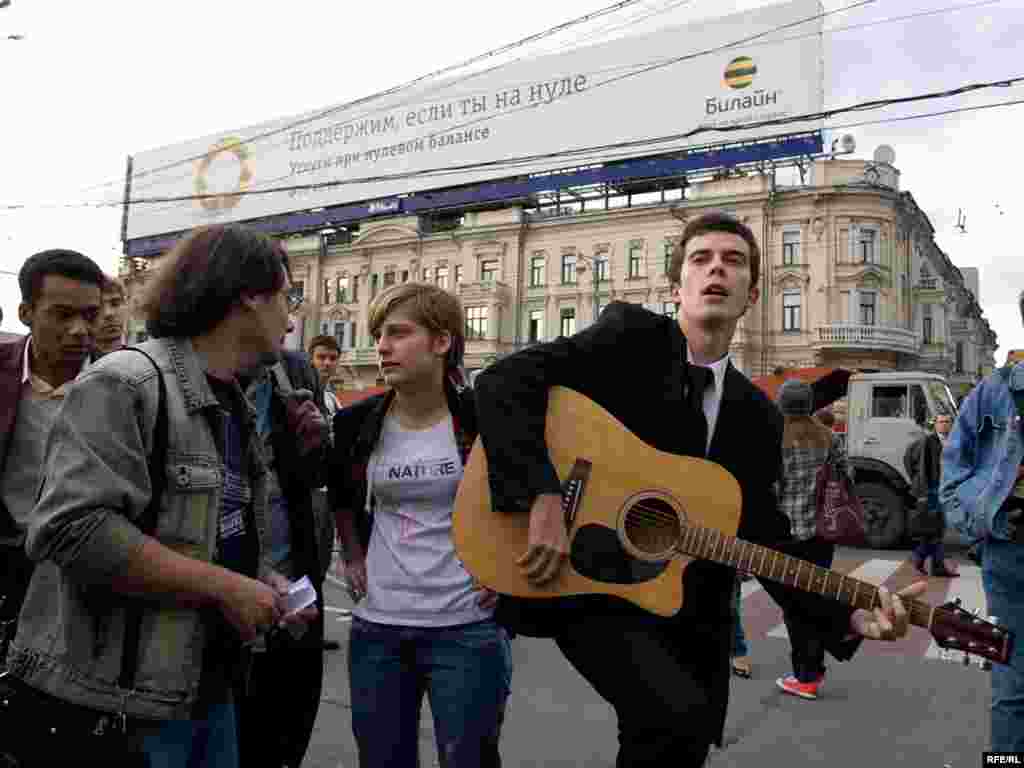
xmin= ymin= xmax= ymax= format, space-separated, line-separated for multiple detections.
xmin=73 ymin=0 xmax=664 ymax=197
xmin=4 ymin=74 xmax=1021 ymax=213
xmin=116 ymin=0 xmax=875 ymax=219
xmin=827 ymin=95 xmax=1024 ymax=130
xmin=85 ymin=0 xmax=868 ymax=203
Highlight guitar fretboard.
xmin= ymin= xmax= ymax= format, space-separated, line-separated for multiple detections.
xmin=678 ymin=526 xmax=932 ymax=630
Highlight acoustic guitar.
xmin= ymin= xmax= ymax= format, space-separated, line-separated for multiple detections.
xmin=452 ymin=386 xmax=1014 ymax=667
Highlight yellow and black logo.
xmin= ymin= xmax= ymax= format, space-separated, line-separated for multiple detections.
xmin=724 ymin=57 xmax=757 ymax=90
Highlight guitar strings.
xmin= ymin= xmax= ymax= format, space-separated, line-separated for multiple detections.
xmin=622 ymin=504 xmax=937 ymax=622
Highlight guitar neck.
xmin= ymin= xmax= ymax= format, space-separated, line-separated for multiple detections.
xmin=679 ymin=526 xmax=932 ymax=630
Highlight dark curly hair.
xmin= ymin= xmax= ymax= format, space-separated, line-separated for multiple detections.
xmin=139 ymin=224 xmax=290 ymax=339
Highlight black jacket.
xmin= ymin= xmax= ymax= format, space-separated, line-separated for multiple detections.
xmin=244 ymin=350 xmax=332 ymax=595
xmin=473 ymin=301 xmax=861 ymax=744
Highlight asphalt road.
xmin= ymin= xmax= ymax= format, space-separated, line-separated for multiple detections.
xmin=303 ymin=543 xmax=993 ymax=768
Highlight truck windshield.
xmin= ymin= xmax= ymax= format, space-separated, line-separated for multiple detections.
xmin=927 ymin=381 xmax=957 ymax=417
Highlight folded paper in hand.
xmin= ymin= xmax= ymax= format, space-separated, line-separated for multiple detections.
xmin=283 ymin=576 xmax=317 ymax=615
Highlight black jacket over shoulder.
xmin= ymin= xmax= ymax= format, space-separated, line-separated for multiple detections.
xmin=328 ymin=378 xmax=476 ymax=558
xmin=474 ymin=301 xmax=861 ymax=649
xmin=263 ymin=351 xmax=332 ymax=585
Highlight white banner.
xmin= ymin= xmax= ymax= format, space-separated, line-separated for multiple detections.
xmin=126 ymin=0 xmax=823 ymax=240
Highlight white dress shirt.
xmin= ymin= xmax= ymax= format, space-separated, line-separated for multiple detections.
xmin=686 ymin=349 xmax=730 ymax=456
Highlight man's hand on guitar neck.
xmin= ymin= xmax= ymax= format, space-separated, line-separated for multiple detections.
xmin=517 ymin=493 xmax=570 ymax=586
xmin=849 ymin=581 xmax=928 ymax=642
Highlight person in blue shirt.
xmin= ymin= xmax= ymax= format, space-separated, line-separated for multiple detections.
xmin=940 ymin=288 xmax=1024 ymax=753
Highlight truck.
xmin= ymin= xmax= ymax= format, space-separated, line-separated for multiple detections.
xmin=755 ymin=369 xmax=960 ymax=549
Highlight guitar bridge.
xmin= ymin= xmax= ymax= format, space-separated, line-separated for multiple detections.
xmin=562 ymin=459 xmax=592 ymax=529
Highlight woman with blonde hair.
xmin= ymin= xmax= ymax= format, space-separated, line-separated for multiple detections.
xmin=774 ymin=379 xmax=853 ymax=701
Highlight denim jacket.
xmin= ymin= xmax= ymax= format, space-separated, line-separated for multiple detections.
xmin=7 ymin=337 xmax=270 ymax=722
xmin=940 ymin=363 xmax=1024 ymax=541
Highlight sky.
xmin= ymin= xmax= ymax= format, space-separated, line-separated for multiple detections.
xmin=1 ymin=0 xmax=1022 ymax=357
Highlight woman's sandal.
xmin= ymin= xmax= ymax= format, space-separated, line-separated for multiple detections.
xmin=731 ymin=657 xmax=752 ymax=678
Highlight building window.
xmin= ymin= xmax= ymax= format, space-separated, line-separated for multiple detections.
xmin=662 ymin=301 xmax=677 ymax=320
xmin=351 ymin=276 xmax=359 ymax=302
xmin=560 ymin=307 xmax=576 ymax=336
xmin=628 ymin=242 xmax=645 ymax=278
xmin=350 ymin=322 xmax=358 ymax=349
xmin=383 ymin=270 xmax=396 ymax=287
xmin=435 ymin=266 xmax=449 ymax=290
xmin=323 ymin=279 xmax=331 ymax=304
xmin=783 ymin=290 xmax=801 ymax=331
xmin=858 ymin=227 xmax=878 ymax=264
xmin=401 ymin=270 xmax=409 ymax=283
xmin=528 ymin=309 xmax=544 ymax=343
xmin=370 ymin=273 xmax=379 ymax=299
xmin=422 ymin=267 xmax=432 ymax=283
xmin=561 ymin=253 xmax=576 ymax=284
xmin=481 ymin=260 xmax=498 ymax=282
xmin=663 ymin=241 xmax=674 ymax=275
xmin=455 ymin=265 xmax=464 ymax=284
xmin=334 ymin=322 xmax=345 ymax=347
xmin=335 ymin=276 xmax=349 ymax=304
xmin=466 ymin=306 xmax=488 ymax=339
xmin=859 ymin=290 xmax=877 ymax=326
xmin=782 ymin=230 xmax=800 ymax=266
xmin=530 ymin=256 xmax=545 ymax=287
xmin=922 ymin=304 xmax=933 ymax=344
xmin=956 ymin=341 xmax=965 ymax=373
xmin=595 ymin=252 xmax=609 ymax=282
xmin=292 ymin=281 xmax=304 ymax=298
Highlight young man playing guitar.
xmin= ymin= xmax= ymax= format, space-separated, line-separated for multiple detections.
xmin=473 ymin=212 xmax=926 ymax=767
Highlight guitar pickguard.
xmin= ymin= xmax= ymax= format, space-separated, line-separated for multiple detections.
xmin=570 ymin=524 xmax=669 ymax=585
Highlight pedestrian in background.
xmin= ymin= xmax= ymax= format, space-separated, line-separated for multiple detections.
xmin=775 ymin=379 xmax=853 ymax=700
xmin=904 ymin=414 xmax=959 ymax=578
xmin=92 ymin=273 xmax=127 ymax=359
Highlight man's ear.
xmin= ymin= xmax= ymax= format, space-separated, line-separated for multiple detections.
xmin=17 ymin=302 xmax=33 ymax=329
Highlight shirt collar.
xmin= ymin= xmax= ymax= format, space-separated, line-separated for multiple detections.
xmin=21 ymin=336 xmax=32 ymax=384
xmin=22 ymin=335 xmax=90 ymax=395
xmin=687 ymin=348 xmax=730 ymax=394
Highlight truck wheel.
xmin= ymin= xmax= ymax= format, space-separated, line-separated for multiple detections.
xmin=855 ymin=482 xmax=905 ymax=549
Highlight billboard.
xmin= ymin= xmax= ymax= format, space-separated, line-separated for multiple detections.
xmin=125 ymin=0 xmax=823 ymax=240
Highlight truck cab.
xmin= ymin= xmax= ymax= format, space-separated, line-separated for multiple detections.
xmin=843 ymin=372 xmax=958 ymax=547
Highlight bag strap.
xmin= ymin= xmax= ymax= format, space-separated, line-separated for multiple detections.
xmin=117 ymin=347 xmax=169 ymax=695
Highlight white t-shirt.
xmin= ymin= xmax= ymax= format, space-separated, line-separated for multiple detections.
xmin=356 ymin=413 xmax=491 ymax=627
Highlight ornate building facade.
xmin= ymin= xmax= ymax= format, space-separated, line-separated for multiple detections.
xmin=119 ymin=157 xmax=997 ymax=396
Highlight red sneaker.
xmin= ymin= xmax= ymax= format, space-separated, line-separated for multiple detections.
xmin=776 ymin=675 xmax=819 ymax=700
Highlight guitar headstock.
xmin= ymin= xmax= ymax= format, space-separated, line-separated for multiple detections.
xmin=931 ymin=598 xmax=1013 ymax=668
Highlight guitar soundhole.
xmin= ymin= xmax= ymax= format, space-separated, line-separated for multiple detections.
xmin=622 ymin=497 xmax=682 ymax=560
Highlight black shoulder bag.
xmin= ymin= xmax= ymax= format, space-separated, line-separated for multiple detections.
xmin=0 ymin=348 xmax=168 ymax=768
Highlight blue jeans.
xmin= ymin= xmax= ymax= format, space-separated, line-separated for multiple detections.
xmin=348 ymin=617 xmax=512 ymax=768
xmin=138 ymin=688 xmax=238 ymax=768
xmin=982 ymin=538 xmax=1024 ymax=751
xmin=731 ymin=577 xmax=748 ymax=658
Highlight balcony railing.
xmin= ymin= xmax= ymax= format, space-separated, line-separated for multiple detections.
xmin=815 ymin=323 xmax=919 ymax=354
